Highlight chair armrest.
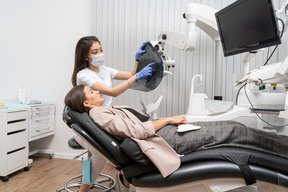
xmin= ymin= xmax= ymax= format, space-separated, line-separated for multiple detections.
xmin=121 ymin=138 xmax=151 ymax=165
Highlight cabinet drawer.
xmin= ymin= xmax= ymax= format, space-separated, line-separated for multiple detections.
xmin=31 ymin=110 xmax=54 ymax=117
xmin=7 ymin=120 xmax=28 ymax=133
xmin=7 ymin=110 xmax=28 ymax=122
xmin=6 ymin=147 xmax=28 ymax=174
xmin=31 ymin=105 xmax=55 ymax=112
xmin=30 ymin=115 xmax=54 ymax=127
xmin=30 ymin=122 xmax=54 ymax=138
xmin=6 ymin=130 xmax=27 ymax=152
xmin=30 ymin=105 xmax=55 ymax=117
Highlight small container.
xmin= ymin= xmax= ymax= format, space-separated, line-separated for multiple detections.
xmin=187 ymin=75 xmax=208 ymax=115
xmin=18 ymin=89 xmax=27 ymax=103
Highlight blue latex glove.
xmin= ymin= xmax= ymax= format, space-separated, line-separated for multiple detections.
xmin=136 ymin=62 xmax=156 ymax=81
xmin=135 ymin=41 xmax=150 ymax=61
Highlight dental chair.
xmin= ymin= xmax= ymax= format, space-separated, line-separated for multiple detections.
xmin=63 ymin=108 xmax=288 ymax=192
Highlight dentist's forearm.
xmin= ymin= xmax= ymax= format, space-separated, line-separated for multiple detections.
xmin=108 ymin=75 xmax=137 ymax=97
xmin=131 ymin=61 xmax=139 ymax=75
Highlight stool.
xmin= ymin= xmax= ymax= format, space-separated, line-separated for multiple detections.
xmin=56 ymin=137 xmax=116 ymax=192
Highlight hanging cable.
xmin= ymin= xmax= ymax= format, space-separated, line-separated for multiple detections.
xmin=243 ymin=83 xmax=288 ymax=128
xmin=235 ymin=82 xmax=247 ymax=105
xmin=266 ymin=47 xmax=270 ymax=62
xmin=263 ymin=18 xmax=285 ymax=66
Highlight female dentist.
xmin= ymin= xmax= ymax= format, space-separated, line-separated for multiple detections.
xmin=72 ymin=36 xmax=154 ymax=107
xmin=71 ymin=36 xmax=153 ymax=192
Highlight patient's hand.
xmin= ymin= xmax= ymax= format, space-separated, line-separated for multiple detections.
xmin=169 ymin=116 xmax=188 ymax=126
xmin=152 ymin=116 xmax=188 ymax=131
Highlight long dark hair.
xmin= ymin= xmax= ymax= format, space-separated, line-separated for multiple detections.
xmin=64 ymin=85 xmax=88 ymax=113
xmin=71 ymin=36 xmax=101 ymax=87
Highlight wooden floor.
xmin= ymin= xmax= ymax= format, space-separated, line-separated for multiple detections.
xmin=0 ymin=156 xmax=288 ymax=192
xmin=0 ymin=156 xmax=117 ymax=192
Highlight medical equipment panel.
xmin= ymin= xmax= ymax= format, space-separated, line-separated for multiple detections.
xmin=0 ymin=107 xmax=30 ymax=182
xmin=28 ymin=103 xmax=55 ymax=141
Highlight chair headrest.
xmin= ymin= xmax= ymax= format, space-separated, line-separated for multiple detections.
xmin=63 ymin=110 xmax=73 ymax=127
xmin=62 ymin=107 xmax=89 ymax=127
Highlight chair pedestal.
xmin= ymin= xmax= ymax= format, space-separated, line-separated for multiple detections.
xmin=56 ymin=137 xmax=116 ymax=192
xmin=56 ymin=173 xmax=115 ymax=192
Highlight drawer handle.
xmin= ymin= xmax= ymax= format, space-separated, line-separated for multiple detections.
xmin=35 ymin=107 xmax=50 ymax=111
xmin=7 ymin=147 xmax=26 ymax=155
xmin=8 ymin=118 xmax=26 ymax=124
xmin=8 ymin=129 xmax=26 ymax=135
xmin=35 ymin=118 xmax=50 ymax=123
xmin=36 ymin=127 xmax=50 ymax=132
xmin=35 ymin=112 xmax=50 ymax=116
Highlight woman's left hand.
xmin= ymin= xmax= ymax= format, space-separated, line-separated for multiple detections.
xmin=152 ymin=115 xmax=188 ymax=131
xmin=135 ymin=41 xmax=149 ymax=61
xmin=169 ymin=116 xmax=188 ymax=126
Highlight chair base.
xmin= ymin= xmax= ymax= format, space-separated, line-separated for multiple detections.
xmin=56 ymin=173 xmax=116 ymax=192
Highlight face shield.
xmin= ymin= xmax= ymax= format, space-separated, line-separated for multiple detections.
xmin=130 ymin=42 xmax=164 ymax=92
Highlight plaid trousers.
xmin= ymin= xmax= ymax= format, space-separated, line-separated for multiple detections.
xmin=157 ymin=121 xmax=288 ymax=159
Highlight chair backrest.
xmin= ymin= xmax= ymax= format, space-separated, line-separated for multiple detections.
xmin=63 ymin=109 xmax=132 ymax=168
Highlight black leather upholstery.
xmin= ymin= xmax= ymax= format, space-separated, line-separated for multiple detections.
xmin=131 ymin=161 xmax=288 ymax=188
xmin=62 ymin=108 xmax=74 ymax=127
xmin=70 ymin=113 xmax=132 ymax=166
xmin=120 ymin=138 xmax=151 ymax=165
xmin=68 ymin=137 xmax=83 ymax=150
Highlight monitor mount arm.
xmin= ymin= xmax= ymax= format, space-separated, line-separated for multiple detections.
xmin=154 ymin=3 xmax=223 ymax=100
xmin=277 ymin=0 xmax=288 ymax=33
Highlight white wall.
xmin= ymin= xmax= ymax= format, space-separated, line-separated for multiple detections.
xmin=0 ymin=0 xmax=98 ymax=158
xmin=0 ymin=0 xmax=287 ymax=159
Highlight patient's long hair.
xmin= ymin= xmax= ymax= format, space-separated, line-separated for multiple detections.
xmin=64 ymin=85 xmax=88 ymax=113
xmin=71 ymin=36 xmax=101 ymax=87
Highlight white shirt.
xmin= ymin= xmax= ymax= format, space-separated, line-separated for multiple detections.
xmin=76 ymin=66 xmax=118 ymax=107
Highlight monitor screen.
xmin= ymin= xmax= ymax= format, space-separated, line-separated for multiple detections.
xmin=215 ymin=0 xmax=281 ymax=57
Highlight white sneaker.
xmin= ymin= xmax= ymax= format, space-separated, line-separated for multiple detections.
xmin=115 ymin=172 xmax=129 ymax=192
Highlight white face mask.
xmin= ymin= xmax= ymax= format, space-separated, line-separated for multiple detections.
xmin=89 ymin=53 xmax=104 ymax=67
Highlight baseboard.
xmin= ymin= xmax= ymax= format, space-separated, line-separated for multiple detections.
xmin=53 ymin=153 xmax=88 ymax=160
xmin=30 ymin=151 xmax=88 ymax=160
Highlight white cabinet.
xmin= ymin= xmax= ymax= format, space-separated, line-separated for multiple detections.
xmin=28 ymin=103 xmax=55 ymax=141
xmin=0 ymin=107 xmax=30 ymax=182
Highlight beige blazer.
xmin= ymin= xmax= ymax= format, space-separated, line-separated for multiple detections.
xmin=89 ymin=106 xmax=180 ymax=178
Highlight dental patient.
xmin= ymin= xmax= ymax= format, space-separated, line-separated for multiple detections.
xmin=64 ymin=85 xmax=288 ymax=179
